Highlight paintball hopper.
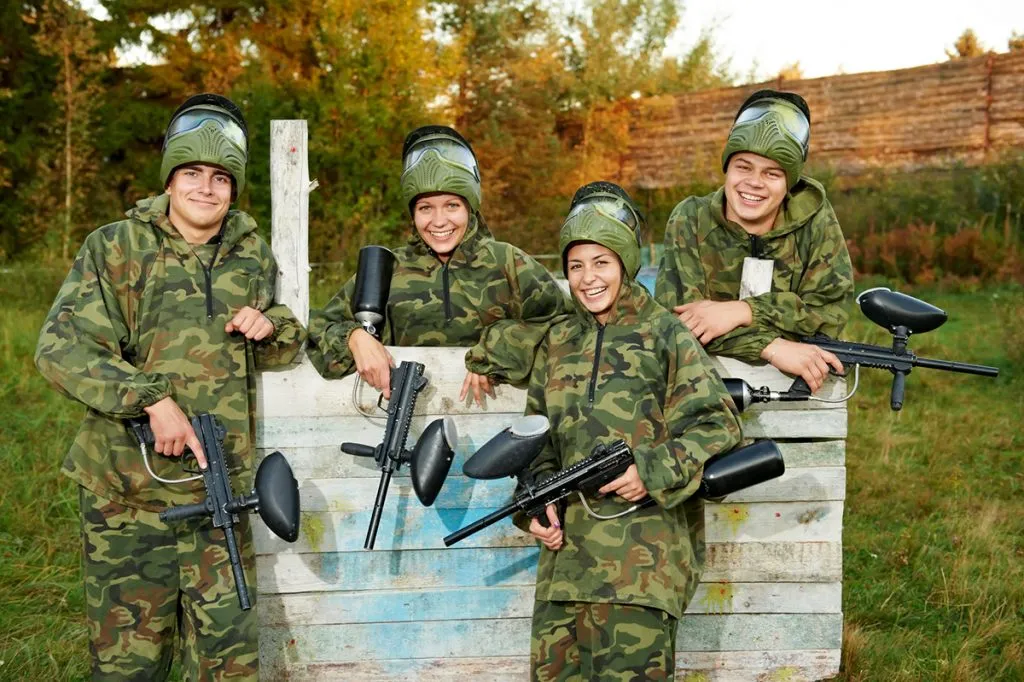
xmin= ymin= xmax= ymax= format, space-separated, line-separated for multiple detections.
xmin=699 ymin=440 xmax=784 ymax=498
xmin=463 ymin=415 xmax=550 ymax=480
xmin=857 ymin=287 xmax=947 ymax=335
xmin=410 ymin=417 xmax=458 ymax=506
xmin=249 ymin=452 xmax=301 ymax=542
xmin=353 ymin=245 xmax=397 ymax=339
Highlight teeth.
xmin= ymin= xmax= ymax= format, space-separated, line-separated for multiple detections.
xmin=584 ymin=287 xmax=607 ymax=297
xmin=430 ymin=229 xmax=455 ymax=238
xmin=739 ymin=192 xmax=764 ymax=202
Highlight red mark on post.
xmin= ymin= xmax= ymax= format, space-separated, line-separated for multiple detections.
xmin=290 ymin=146 xmax=297 ymax=153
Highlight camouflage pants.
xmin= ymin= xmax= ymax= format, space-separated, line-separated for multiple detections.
xmin=79 ymin=486 xmax=258 ymax=681
xmin=531 ymin=600 xmax=678 ymax=682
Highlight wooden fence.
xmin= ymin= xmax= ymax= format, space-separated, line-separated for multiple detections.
xmin=614 ymin=50 xmax=1024 ymax=189
xmin=257 ymin=121 xmax=847 ymax=681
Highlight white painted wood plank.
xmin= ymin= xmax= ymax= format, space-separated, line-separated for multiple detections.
xmin=253 ymin=499 xmax=843 ymax=554
xmin=259 ymin=582 xmax=841 ymax=626
xmin=269 ymin=120 xmax=310 ymax=326
xmin=260 ymin=649 xmax=841 ymax=682
xmin=257 ymin=351 xmax=849 ymax=419
xmin=275 ymin=465 xmax=844 ymax=514
xmin=257 ymin=541 xmax=841 ymax=595
xmin=260 ymin=439 xmax=846 ymax=481
xmin=259 ymin=614 xmax=841 ymax=664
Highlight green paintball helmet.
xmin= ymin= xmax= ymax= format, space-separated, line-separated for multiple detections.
xmin=161 ymin=93 xmax=248 ymax=198
xmin=401 ymin=126 xmax=481 ymax=214
xmin=722 ymin=89 xmax=811 ymax=189
xmin=559 ymin=181 xmax=644 ymax=278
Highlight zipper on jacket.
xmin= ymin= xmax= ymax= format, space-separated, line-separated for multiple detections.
xmin=749 ymin=234 xmax=766 ymax=259
xmin=587 ymin=324 xmax=606 ymax=405
xmin=442 ymin=262 xmax=453 ymax=324
xmin=196 ymin=237 xmax=222 ymax=321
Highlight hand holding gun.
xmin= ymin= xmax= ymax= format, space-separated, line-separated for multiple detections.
xmin=127 ymin=413 xmax=300 ymax=610
xmin=442 ymin=416 xmax=783 ymax=547
xmin=725 ymin=288 xmax=999 ymax=412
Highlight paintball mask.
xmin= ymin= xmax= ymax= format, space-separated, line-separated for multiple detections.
xmin=722 ymin=90 xmax=810 ymax=189
xmin=559 ymin=181 xmax=644 ymax=277
xmin=161 ymin=93 xmax=248 ymax=197
xmin=400 ymin=126 xmax=481 ymax=213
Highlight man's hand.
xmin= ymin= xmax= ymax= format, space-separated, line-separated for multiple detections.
xmin=762 ymin=338 xmax=844 ymax=394
xmin=528 ymin=504 xmax=563 ymax=551
xmin=674 ymin=300 xmax=752 ymax=345
xmin=348 ymin=328 xmax=395 ymax=399
xmin=225 ymin=306 xmax=274 ymax=341
xmin=459 ymin=371 xmax=495 ymax=407
xmin=143 ymin=396 xmax=207 ymax=469
xmin=597 ymin=463 xmax=648 ymax=502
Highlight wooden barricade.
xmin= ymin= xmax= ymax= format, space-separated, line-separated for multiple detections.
xmin=260 ymin=121 xmax=845 ymax=681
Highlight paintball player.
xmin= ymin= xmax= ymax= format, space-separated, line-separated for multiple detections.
xmin=519 ymin=182 xmax=743 ymax=681
xmin=655 ymin=90 xmax=854 ymax=393
xmin=307 ymin=125 xmax=570 ymax=405
xmin=35 ymin=93 xmax=306 ymax=680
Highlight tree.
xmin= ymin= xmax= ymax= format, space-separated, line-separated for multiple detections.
xmin=777 ymin=61 xmax=804 ymax=81
xmin=1009 ymin=31 xmax=1024 ymax=52
xmin=946 ymin=29 xmax=987 ymax=59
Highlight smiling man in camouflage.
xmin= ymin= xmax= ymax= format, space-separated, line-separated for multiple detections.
xmin=655 ymin=90 xmax=853 ymax=394
xmin=35 ymin=93 xmax=305 ymax=680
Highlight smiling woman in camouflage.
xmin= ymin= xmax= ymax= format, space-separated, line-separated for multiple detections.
xmin=655 ymin=90 xmax=854 ymax=394
xmin=34 ymin=94 xmax=306 ymax=680
xmin=307 ymin=126 xmax=570 ymax=403
xmin=518 ymin=182 xmax=743 ymax=681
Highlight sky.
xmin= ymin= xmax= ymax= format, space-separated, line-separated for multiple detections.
xmin=671 ymin=0 xmax=1024 ymax=80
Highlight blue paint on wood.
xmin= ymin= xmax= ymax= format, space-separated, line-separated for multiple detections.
xmin=261 ymin=547 xmax=540 ymax=592
xmin=261 ymin=613 xmax=843 ymax=663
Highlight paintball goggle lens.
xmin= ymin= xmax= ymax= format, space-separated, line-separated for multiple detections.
xmin=164 ymin=108 xmax=248 ymax=152
xmin=734 ymin=99 xmax=810 ymax=154
xmin=403 ymin=137 xmax=480 ymax=180
xmin=566 ymin=195 xmax=641 ymax=232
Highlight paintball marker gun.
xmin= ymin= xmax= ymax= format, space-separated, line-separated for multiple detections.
xmin=724 ymin=287 xmax=999 ymax=412
xmin=127 ymin=413 xmax=300 ymax=610
xmin=442 ymin=416 xmax=783 ymax=547
xmin=342 ymin=360 xmax=458 ymax=549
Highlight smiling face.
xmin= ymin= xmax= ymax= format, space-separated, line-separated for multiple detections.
xmin=413 ymin=193 xmax=470 ymax=262
xmin=566 ymin=242 xmax=623 ymax=325
xmin=723 ymin=152 xmax=788 ymax=235
xmin=166 ymin=163 xmax=233 ymax=243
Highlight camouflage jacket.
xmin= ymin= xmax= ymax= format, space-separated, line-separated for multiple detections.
xmin=518 ymin=279 xmax=743 ymax=619
xmin=307 ymin=215 xmax=571 ymax=384
xmin=35 ymin=194 xmax=306 ymax=511
xmin=654 ymin=177 xmax=854 ymax=361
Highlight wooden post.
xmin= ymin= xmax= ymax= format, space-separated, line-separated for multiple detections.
xmin=270 ymin=120 xmax=311 ymax=325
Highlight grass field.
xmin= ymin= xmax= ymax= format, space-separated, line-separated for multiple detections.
xmin=1 ymin=266 xmax=1021 ymax=681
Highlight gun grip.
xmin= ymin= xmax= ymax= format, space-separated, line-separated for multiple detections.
xmin=342 ymin=443 xmax=376 ymax=457
xmin=890 ymin=371 xmax=906 ymax=411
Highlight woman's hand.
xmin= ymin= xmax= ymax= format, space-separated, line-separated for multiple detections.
xmin=597 ymin=463 xmax=648 ymax=503
xmin=459 ymin=371 xmax=496 ymax=407
xmin=762 ymin=338 xmax=844 ymax=393
xmin=673 ymin=300 xmax=752 ymax=345
xmin=348 ymin=329 xmax=395 ymax=398
xmin=528 ymin=504 xmax=563 ymax=551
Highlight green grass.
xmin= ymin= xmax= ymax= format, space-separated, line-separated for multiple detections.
xmin=1 ymin=265 xmax=1022 ymax=681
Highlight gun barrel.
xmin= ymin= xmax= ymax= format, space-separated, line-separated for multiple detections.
xmin=223 ymin=521 xmax=251 ymax=610
xmin=915 ymin=356 xmax=999 ymax=377
xmin=364 ymin=469 xmax=393 ymax=550
xmin=443 ymin=503 xmax=519 ymax=547
xmin=160 ymin=501 xmax=209 ymax=522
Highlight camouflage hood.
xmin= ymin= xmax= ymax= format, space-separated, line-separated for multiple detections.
xmin=127 ymin=194 xmax=258 ymax=251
